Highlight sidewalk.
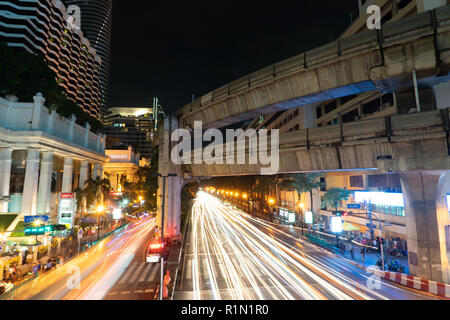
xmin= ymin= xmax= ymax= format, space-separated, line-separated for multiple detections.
xmin=335 ymin=243 xmax=410 ymax=274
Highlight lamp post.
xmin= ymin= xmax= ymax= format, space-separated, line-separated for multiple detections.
xmin=156 ymin=173 xmax=177 ymax=301
xmin=299 ymin=203 xmax=304 ymax=236
xmin=370 ymin=213 xmax=390 ymax=271
xmin=269 ymin=198 xmax=275 ymax=221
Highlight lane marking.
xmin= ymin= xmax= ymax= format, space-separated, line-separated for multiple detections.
xmin=185 ymin=259 xmax=192 ymax=280
xmin=148 ymin=264 xmax=160 ymax=282
xmin=139 ymin=264 xmax=153 ymax=282
xmin=129 ymin=262 xmax=145 ymax=283
xmin=118 ymin=262 xmax=138 ymax=284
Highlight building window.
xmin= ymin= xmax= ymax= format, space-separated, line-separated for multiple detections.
xmin=350 ymin=175 xmax=364 ymax=188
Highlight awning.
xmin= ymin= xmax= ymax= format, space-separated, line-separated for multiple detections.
xmin=343 ymin=221 xmax=369 ymax=233
xmin=6 ymin=237 xmax=40 ymax=247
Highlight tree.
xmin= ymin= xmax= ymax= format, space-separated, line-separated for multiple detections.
xmin=253 ymin=176 xmax=277 ymax=219
xmin=0 ymin=42 xmax=103 ymax=133
xmin=321 ymin=188 xmax=351 ymax=211
xmin=83 ymin=177 xmax=112 ymax=212
xmin=279 ymin=173 xmax=324 ymax=214
xmin=74 ymin=187 xmax=86 ymax=217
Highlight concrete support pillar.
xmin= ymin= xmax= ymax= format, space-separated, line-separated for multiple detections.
xmin=157 ymin=115 xmax=184 ymax=239
xmin=37 ymin=152 xmax=53 ymax=214
xmin=157 ymin=175 xmax=184 ymax=239
xmin=0 ymin=148 xmax=13 ymax=213
xmin=79 ymin=161 xmax=89 ymax=189
xmin=62 ymin=157 xmax=74 ymax=193
xmin=400 ymin=171 xmax=450 ymax=284
xmin=21 ymin=149 xmax=40 ymax=216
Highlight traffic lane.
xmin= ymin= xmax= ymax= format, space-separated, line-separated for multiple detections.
xmin=196 ymin=194 xmax=438 ymax=300
xmin=178 ymin=198 xmax=364 ymax=300
xmin=64 ymin=217 xmax=156 ymax=300
xmin=13 ymin=218 xmax=154 ymax=300
xmin=242 ymin=215 xmax=439 ymax=300
xmin=103 ymin=221 xmax=161 ymax=300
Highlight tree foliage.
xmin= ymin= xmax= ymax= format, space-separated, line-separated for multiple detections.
xmin=0 ymin=42 xmax=102 ymax=132
xmin=321 ymin=188 xmax=351 ymax=210
xmin=280 ymin=173 xmax=324 ymax=194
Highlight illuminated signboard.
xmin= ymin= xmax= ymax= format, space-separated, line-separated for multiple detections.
xmin=331 ymin=216 xmax=343 ymax=233
xmin=305 ymin=211 xmax=313 ymax=225
xmin=288 ymin=213 xmax=296 ymax=223
xmin=354 ymin=191 xmax=404 ymax=207
xmin=58 ymin=193 xmax=76 ymax=227
xmin=113 ymin=208 xmax=123 ymax=220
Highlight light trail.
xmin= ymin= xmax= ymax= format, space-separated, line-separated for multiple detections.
xmin=11 ymin=217 xmax=156 ymax=300
xmin=184 ymin=192 xmax=436 ymax=300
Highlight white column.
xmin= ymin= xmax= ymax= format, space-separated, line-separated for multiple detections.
xmin=79 ymin=161 xmax=89 ymax=189
xmin=68 ymin=115 xmax=76 ymax=142
xmin=92 ymin=163 xmax=104 ymax=180
xmin=84 ymin=123 xmax=91 ymax=147
xmin=92 ymin=164 xmax=99 ymax=179
xmin=21 ymin=149 xmax=40 ymax=216
xmin=31 ymin=93 xmax=45 ymax=130
xmin=0 ymin=149 xmax=13 ymax=213
xmin=36 ymin=152 xmax=53 ymax=214
xmin=62 ymin=157 xmax=74 ymax=193
xmin=98 ymin=164 xmax=104 ymax=179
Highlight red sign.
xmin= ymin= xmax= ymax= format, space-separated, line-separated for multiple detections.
xmin=61 ymin=193 xmax=74 ymax=199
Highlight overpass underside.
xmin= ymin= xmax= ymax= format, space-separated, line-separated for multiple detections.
xmin=186 ymin=109 xmax=450 ymax=177
xmin=178 ymin=6 xmax=450 ymax=129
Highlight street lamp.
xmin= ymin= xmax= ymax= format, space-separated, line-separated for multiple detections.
xmin=371 ymin=213 xmax=390 ymax=271
xmin=298 ymin=203 xmax=305 ymax=236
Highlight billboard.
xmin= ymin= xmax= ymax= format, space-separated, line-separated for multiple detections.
xmin=331 ymin=216 xmax=343 ymax=233
xmin=58 ymin=193 xmax=76 ymax=228
xmin=305 ymin=211 xmax=313 ymax=225
xmin=113 ymin=208 xmax=123 ymax=220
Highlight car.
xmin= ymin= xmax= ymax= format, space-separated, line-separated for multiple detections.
xmin=146 ymin=241 xmax=164 ymax=263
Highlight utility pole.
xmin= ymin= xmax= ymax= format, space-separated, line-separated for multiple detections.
xmin=158 ymin=173 xmax=177 ymax=300
xmin=368 ymin=199 xmax=375 ymax=241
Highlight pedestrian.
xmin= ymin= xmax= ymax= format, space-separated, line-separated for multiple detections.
xmin=361 ymin=247 xmax=366 ymax=264
xmin=350 ymin=244 xmax=354 ymax=259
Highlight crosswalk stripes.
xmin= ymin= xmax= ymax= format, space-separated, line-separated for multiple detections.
xmin=129 ymin=263 xmax=145 ymax=283
xmin=119 ymin=262 xmax=138 ymax=284
xmin=139 ymin=264 xmax=153 ymax=282
xmin=148 ymin=263 xmax=160 ymax=282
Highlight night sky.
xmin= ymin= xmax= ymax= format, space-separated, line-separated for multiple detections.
xmin=107 ymin=0 xmax=360 ymax=115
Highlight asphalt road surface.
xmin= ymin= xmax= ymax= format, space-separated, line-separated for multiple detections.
xmin=173 ymin=192 xmax=442 ymax=300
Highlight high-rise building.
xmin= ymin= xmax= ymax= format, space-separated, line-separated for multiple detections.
xmin=103 ymin=99 xmax=166 ymax=159
xmin=0 ymin=0 xmax=103 ymax=119
xmin=64 ymin=0 xmax=113 ymax=113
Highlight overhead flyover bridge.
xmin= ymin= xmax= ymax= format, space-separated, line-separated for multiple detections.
xmin=157 ymin=5 xmax=450 ymax=286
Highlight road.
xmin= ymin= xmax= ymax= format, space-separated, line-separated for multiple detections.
xmin=10 ymin=216 xmax=156 ymax=300
xmin=174 ymin=192 xmax=442 ymax=300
